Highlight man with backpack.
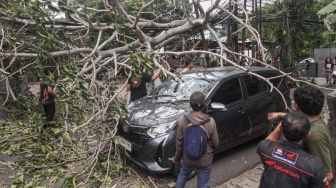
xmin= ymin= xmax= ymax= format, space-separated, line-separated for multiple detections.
xmin=171 ymin=91 xmax=219 ymax=188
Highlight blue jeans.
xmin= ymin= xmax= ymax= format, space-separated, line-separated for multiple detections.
xmin=175 ymin=164 xmax=212 ymax=188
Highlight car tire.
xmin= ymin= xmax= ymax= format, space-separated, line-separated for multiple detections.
xmin=172 ymin=160 xmax=197 ymax=180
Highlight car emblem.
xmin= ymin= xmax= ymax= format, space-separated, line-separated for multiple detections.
xmin=122 ymin=124 xmax=129 ymax=132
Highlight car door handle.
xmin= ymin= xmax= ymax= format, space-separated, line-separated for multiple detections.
xmin=238 ymin=108 xmax=246 ymax=114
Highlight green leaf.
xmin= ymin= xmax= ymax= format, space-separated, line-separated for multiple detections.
xmin=63 ymin=65 xmax=70 ymax=73
xmin=0 ymin=69 xmax=10 ymax=75
xmin=37 ymin=31 xmax=47 ymax=39
xmin=65 ymin=12 xmax=77 ymax=23
xmin=47 ymin=4 xmax=60 ymax=12
xmin=18 ymin=175 xmax=24 ymax=182
xmin=0 ymin=3 xmax=6 ymax=9
xmin=65 ymin=72 xmax=75 ymax=80
xmin=50 ymin=176 xmax=58 ymax=183
xmin=75 ymin=76 xmax=85 ymax=83
xmin=72 ymin=177 xmax=77 ymax=187
xmin=41 ymin=145 xmax=46 ymax=153
xmin=136 ymin=54 xmax=147 ymax=63
xmin=168 ymin=182 xmax=176 ymax=188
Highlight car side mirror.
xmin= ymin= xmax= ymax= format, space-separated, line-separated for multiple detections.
xmin=210 ymin=102 xmax=227 ymax=111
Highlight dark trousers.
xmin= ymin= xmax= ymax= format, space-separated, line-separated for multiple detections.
xmin=43 ymin=102 xmax=55 ymax=122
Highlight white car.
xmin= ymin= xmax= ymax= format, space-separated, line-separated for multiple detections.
xmin=299 ymin=58 xmax=314 ymax=64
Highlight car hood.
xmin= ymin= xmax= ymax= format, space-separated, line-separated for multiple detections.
xmin=127 ymin=99 xmax=189 ymax=127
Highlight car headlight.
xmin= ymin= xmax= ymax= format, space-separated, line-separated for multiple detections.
xmin=147 ymin=121 xmax=177 ymax=138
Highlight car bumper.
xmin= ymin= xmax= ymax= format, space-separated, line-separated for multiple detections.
xmin=118 ymin=131 xmax=176 ymax=174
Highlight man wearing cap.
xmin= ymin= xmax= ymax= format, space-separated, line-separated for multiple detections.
xmin=180 ymin=60 xmax=194 ymax=73
xmin=172 ymin=91 xmax=219 ymax=188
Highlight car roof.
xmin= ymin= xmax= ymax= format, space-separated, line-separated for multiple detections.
xmin=180 ymin=66 xmax=279 ymax=80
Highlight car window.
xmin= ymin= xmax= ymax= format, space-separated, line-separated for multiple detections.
xmin=211 ymin=78 xmax=242 ymax=105
xmin=244 ymin=75 xmax=268 ymax=97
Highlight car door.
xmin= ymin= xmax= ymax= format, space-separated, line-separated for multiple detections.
xmin=242 ymin=74 xmax=270 ymax=136
xmin=206 ymin=76 xmax=250 ymax=152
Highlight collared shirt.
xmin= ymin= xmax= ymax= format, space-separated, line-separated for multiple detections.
xmin=257 ymin=139 xmax=325 ymax=188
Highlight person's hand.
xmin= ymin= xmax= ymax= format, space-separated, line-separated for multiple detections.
xmin=267 ymin=112 xmax=285 ymax=121
xmin=56 ymin=94 xmax=60 ymax=99
xmin=169 ymin=157 xmax=176 ymax=163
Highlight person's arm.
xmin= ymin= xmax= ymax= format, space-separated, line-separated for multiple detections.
xmin=151 ymin=66 xmax=162 ymax=81
xmin=267 ymin=112 xmax=286 ymax=122
xmin=306 ymin=139 xmax=334 ymax=182
xmin=127 ymin=77 xmax=132 ymax=91
xmin=47 ymin=86 xmax=59 ymax=99
xmin=210 ymin=118 xmax=219 ymax=150
xmin=311 ymin=164 xmax=328 ymax=188
xmin=266 ymin=123 xmax=282 ymax=142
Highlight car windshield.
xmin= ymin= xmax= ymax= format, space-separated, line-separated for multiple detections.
xmin=149 ymin=76 xmax=216 ymax=101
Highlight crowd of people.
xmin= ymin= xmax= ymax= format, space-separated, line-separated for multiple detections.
xmin=323 ymin=57 xmax=336 ymax=86
xmin=169 ymin=85 xmax=334 ymax=188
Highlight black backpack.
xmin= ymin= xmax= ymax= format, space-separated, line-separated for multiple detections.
xmin=183 ymin=115 xmax=209 ymax=159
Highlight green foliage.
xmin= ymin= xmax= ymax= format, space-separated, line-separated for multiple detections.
xmin=260 ymin=0 xmax=335 ymax=66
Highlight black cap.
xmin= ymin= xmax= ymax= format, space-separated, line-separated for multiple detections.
xmin=190 ymin=91 xmax=205 ymax=107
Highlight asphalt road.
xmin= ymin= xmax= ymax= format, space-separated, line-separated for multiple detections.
xmin=186 ymin=137 xmax=263 ymax=187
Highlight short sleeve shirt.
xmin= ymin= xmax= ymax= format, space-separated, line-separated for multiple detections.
xmin=257 ymin=139 xmax=325 ymax=188
xmin=128 ymin=74 xmax=152 ymax=101
xmin=325 ymin=62 xmax=334 ymax=72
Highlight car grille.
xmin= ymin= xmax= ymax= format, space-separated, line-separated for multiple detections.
xmin=117 ymin=124 xmax=151 ymax=145
xmin=117 ymin=123 xmax=152 ymax=160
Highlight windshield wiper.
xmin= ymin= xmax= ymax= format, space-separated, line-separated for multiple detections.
xmin=146 ymin=94 xmax=176 ymax=99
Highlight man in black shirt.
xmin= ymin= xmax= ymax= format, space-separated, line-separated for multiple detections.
xmin=257 ymin=111 xmax=325 ymax=188
xmin=40 ymin=68 xmax=59 ymax=128
xmin=127 ymin=66 xmax=162 ymax=101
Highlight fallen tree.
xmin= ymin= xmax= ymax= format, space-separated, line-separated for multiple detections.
xmin=0 ymin=0 xmax=309 ymax=187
